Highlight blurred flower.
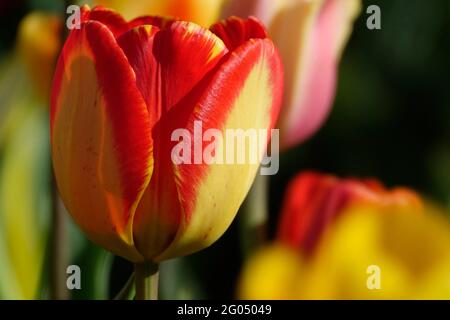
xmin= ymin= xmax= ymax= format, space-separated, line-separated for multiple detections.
xmin=239 ymin=172 xmax=450 ymax=299
xmin=0 ymin=12 xmax=62 ymax=145
xmin=238 ymin=243 xmax=305 ymax=299
xmin=94 ymin=0 xmax=226 ymax=27
xmin=0 ymin=107 xmax=51 ymax=300
xmin=277 ymin=171 xmax=422 ymax=255
xmin=0 ymin=11 xmax=57 ymax=299
xmin=16 ymin=12 xmax=62 ymax=101
xmin=51 ymin=7 xmax=283 ymax=262
xmin=224 ymin=0 xmax=361 ymax=148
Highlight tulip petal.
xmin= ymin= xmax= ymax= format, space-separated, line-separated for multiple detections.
xmin=305 ymin=206 xmax=450 ymax=299
xmin=274 ymin=0 xmax=361 ymax=148
xmin=51 ymin=21 xmax=152 ymax=261
xmin=238 ymin=244 xmax=304 ymax=299
xmin=81 ymin=5 xmax=129 ymax=37
xmin=130 ymin=22 xmax=229 ymax=259
xmin=154 ymin=37 xmax=283 ymax=261
xmin=277 ymin=172 xmax=337 ymax=254
xmin=278 ymin=172 xmax=423 ymax=255
xmin=210 ymin=16 xmax=267 ymax=50
xmin=116 ymin=25 xmax=160 ymax=112
xmin=128 ymin=16 xmax=177 ymax=30
xmin=154 ymin=21 xmax=229 ymax=109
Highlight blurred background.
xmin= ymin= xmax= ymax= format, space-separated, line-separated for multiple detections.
xmin=0 ymin=0 xmax=449 ymax=299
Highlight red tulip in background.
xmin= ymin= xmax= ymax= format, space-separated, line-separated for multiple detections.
xmin=277 ymin=171 xmax=423 ymax=255
xmin=50 ymin=6 xmax=283 ymax=262
xmin=239 ymin=171 xmax=450 ymax=299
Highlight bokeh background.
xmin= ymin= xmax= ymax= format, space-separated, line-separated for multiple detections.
xmin=0 ymin=0 xmax=449 ymax=299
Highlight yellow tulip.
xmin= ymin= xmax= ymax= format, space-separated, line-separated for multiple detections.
xmin=16 ymin=12 xmax=62 ymax=101
xmin=304 ymin=205 xmax=450 ymax=299
xmin=240 ymin=206 xmax=450 ymax=299
xmin=238 ymin=244 xmax=304 ymax=299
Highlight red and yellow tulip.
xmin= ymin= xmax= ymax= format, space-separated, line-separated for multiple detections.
xmin=239 ymin=172 xmax=450 ymax=299
xmin=277 ymin=171 xmax=423 ymax=255
xmin=224 ymin=0 xmax=361 ymax=148
xmin=50 ymin=6 xmax=283 ymax=262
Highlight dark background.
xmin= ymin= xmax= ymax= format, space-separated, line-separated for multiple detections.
xmin=1 ymin=0 xmax=448 ymax=299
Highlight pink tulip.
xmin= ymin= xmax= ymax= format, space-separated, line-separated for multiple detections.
xmin=223 ymin=0 xmax=361 ymax=148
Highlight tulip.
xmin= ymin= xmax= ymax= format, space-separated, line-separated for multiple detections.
xmin=239 ymin=172 xmax=450 ymax=299
xmin=51 ymin=6 xmax=283 ymax=263
xmin=94 ymin=0 xmax=226 ymax=27
xmin=224 ymin=0 xmax=361 ymax=148
xmin=17 ymin=12 xmax=62 ymax=101
xmin=277 ymin=171 xmax=422 ymax=254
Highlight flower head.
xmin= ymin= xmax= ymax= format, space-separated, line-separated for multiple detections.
xmin=51 ymin=6 xmax=283 ymax=262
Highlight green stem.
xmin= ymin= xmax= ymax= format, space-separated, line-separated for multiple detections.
xmin=114 ymin=273 xmax=135 ymax=300
xmin=134 ymin=261 xmax=159 ymax=300
xmin=239 ymin=173 xmax=269 ymax=258
xmin=49 ymin=1 xmax=71 ymax=300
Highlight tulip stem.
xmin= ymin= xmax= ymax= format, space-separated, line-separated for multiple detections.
xmin=240 ymin=173 xmax=269 ymax=258
xmin=49 ymin=1 xmax=71 ymax=300
xmin=134 ymin=261 xmax=159 ymax=300
xmin=114 ymin=273 xmax=135 ymax=300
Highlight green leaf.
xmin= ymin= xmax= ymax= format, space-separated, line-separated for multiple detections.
xmin=0 ymin=105 xmax=51 ymax=299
